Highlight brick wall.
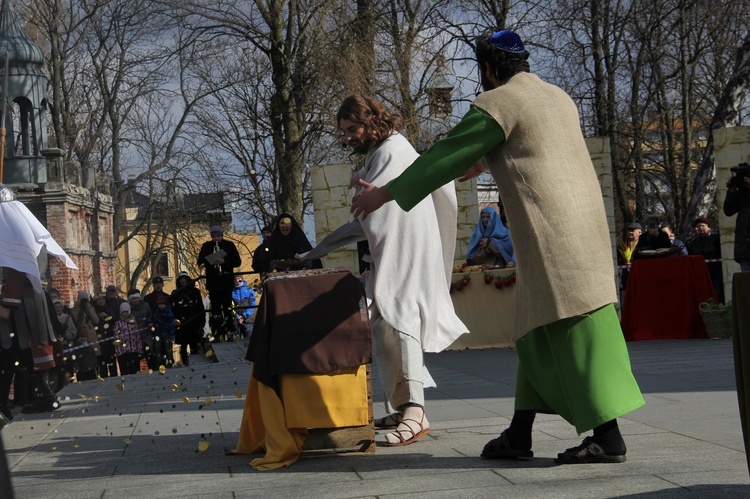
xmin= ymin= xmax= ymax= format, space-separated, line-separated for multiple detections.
xmin=17 ymin=185 xmax=116 ymax=307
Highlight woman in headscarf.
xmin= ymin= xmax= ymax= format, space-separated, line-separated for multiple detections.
xmin=267 ymin=213 xmax=322 ymax=270
xmin=466 ymin=206 xmax=515 ymax=267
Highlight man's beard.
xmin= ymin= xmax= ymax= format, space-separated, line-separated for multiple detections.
xmin=350 ymin=139 xmax=371 ymax=155
xmin=481 ymin=70 xmax=497 ymax=92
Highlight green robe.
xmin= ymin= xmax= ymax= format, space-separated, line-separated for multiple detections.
xmin=385 ymin=82 xmax=643 ymax=432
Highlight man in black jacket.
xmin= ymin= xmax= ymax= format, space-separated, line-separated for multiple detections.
xmin=197 ymin=226 xmax=242 ymax=342
xmin=687 ymin=217 xmax=723 ymax=302
xmin=724 ymin=163 xmax=750 ymax=273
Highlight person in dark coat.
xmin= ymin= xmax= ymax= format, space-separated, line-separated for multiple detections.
xmin=169 ymin=272 xmax=206 ymax=366
xmin=143 ymin=276 xmax=169 ymax=310
xmin=267 ymin=213 xmax=322 ymax=270
xmin=93 ymin=292 xmax=117 ymax=378
xmin=723 ymin=167 xmax=750 ymax=272
xmin=251 ymin=226 xmax=274 ymax=274
xmin=687 ymin=216 xmax=723 ymax=302
xmin=197 ymin=226 xmax=242 ymax=342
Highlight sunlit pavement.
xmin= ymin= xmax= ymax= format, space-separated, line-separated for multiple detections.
xmin=2 ymin=337 xmax=749 ymax=498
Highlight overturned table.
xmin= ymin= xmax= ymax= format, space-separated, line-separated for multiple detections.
xmin=230 ymin=269 xmax=375 ymax=470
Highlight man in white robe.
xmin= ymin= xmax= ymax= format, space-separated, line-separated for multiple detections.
xmin=303 ymin=95 xmax=467 ymax=446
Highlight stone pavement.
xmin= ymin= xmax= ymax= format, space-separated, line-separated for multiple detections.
xmin=2 ymin=338 xmax=749 ymax=498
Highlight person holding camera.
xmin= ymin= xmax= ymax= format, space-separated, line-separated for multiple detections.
xmin=723 ymin=162 xmax=750 ymax=272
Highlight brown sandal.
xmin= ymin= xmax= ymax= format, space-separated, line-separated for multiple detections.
xmin=381 ymin=414 xmax=430 ymax=447
xmin=374 ymin=412 xmax=403 ymax=429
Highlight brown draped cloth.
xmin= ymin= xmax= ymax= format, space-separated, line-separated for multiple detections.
xmin=246 ymin=269 xmax=372 ymax=393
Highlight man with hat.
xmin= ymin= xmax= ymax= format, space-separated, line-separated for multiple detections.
xmin=143 ymin=275 xmax=169 ymax=310
xmin=634 ymin=218 xmax=672 ymax=258
xmin=687 ymin=216 xmax=723 ymax=302
xmin=197 ymin=225 xmax=242 ymax=342
xmin=105 ymin=284 xmax=126 ymax=320
xmin=350 ymin=29 xmax=644 ymax=463
xmin=251 ymin=226 xmax=274 ymax=274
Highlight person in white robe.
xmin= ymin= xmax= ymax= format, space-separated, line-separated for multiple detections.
xmin=301 ymin=95 xmax=468 ymax=446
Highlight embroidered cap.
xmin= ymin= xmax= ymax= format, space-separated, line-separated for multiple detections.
xmin=488 ymin=30 xmax=525 ymax=53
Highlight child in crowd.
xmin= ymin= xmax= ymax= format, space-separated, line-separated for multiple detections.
xmin=114 ymin=302 xmax=143 ymax=375
xmin=152 ymin=295 xmax=176 ymax=368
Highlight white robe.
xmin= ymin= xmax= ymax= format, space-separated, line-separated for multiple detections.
xmin=0 ymin=195 xmax=77 ymax=293
xmin=302 ymin=133 xmax=468 ymax=351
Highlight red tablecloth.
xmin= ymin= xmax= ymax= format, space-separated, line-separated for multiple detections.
xmin=621 ymin=255 xmax=716 ymax=340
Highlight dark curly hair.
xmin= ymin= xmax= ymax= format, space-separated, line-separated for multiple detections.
xmin=337 ymin=95 xmax=405 ymax=149
xmin=475 ymin=31 xmax=531 ymax=81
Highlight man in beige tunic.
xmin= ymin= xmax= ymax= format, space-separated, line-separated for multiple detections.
xmin=351 ymin=30 xmax=645 ymax=463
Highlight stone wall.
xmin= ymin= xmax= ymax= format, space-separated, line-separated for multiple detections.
xmin=15 ymin=150 xmax=116 ymax=306
xmin=586 ymin=137 xmax=619 ymax=291
xmin=310 ymin=163 xmax=360 ymax=271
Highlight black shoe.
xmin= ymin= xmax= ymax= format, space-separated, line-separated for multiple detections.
xmin=21 ymin=397 xmax=60 ymax=414
xmin=481 ymin=430 xmax=533 ymax=460
xmin=0 ymin=403 xmax=12 ymax=421
xmin=555 ymin=437 xmax=626 ymax=464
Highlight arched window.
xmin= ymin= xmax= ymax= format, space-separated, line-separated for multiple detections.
xmin=11 ymin=97 xmax=36 ymax=156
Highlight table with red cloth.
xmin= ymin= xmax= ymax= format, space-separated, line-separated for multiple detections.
xmin=231 ymin=268 xmax=375 ymax=470
xmin=621 ymin=255 xmax=716 ymax=340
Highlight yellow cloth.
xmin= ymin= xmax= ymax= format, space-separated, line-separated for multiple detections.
xmin=232 ymin=365 xmax=369 ymax=470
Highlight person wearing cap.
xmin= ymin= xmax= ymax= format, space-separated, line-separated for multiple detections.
xmin=143 ymin=276 xmax=169 ymax=311
xmin=634 ymin=218 xmax=672 ymax=257
xmin=128 ymin=291 xmax=155 ymax=369
xmin=105 ymin=285 xmax=126 ymax=321
xmin=687 ymin=216 xmax=723 ymax=302
xmin=251 ymin=226 xmax=274 ymax=274
xmin=70 ymin=290 xmax=101 ymax=381
xmin=350 ymin=29 xmax=644 ymax=463
xmin=47 ymin=288 xmax=71 ymax=314
xmin=113 ymin=302 xmax=143 ymax=375
xmin=51 ymin=298 xmax=78 ymax=391
xmin=231 ymin=276 xmax=256 ymax=340
xmin=92 ymin=292 xmax=117 ymax=378
xmin=617 ymin=222 xmax=642 ymax=303
xmin=169 ymin=271 xmax=206 ymax=366
xmin=151 ymin=294 xmax=176 ymax=367
xmin=197 ymin=225 xmax=242 ymax=342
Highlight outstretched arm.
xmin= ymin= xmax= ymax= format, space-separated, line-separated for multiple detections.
xmin=351 ymin=179 xmax=395 ymax=220
xmin=354 ymin=107 xmax=505 ymax=218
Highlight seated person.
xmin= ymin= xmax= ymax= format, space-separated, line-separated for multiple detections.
xmin=633 ymin=218 xmax=672 ymax=259
xmin=466 ymin=206 xmax=515 ymax=267
xmin=618 ymin=222 xmax=642 ymax=296
xmin=268 ymin=213 xmax=323 ymax=271
xmin=660 ymin=224 xmax=688 ymax=256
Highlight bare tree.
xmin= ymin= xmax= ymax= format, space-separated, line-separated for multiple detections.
xmin=172 ymin=0 xmax=345 ymax=226
xmin=25 ymin=0 xmax=220 ymax=289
